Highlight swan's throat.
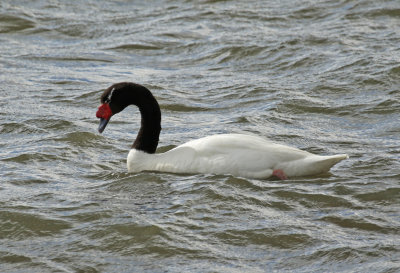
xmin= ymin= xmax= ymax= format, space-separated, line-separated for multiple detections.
xmin=132 ymin=104 xmax=161 ymax=154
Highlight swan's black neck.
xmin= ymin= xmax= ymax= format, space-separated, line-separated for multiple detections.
xmin=107 ymin=82 xmax=161 ymax=154
xmin=133 ymin=98 xmax=161 ymax=154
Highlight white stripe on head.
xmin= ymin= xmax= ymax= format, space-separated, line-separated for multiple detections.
xmin=106 ymin=87 xmax=115 ymax=103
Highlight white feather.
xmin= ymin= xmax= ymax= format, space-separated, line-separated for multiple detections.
xmin=127 ymin=134 xmax=348 ymax=179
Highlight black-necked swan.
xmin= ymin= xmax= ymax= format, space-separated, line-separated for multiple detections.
xmin=96 ymin=82 xmax=348 ymax=179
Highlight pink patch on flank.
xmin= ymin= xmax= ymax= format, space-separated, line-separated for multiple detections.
xmin=272 ymin=169 xmax=287 ymax=180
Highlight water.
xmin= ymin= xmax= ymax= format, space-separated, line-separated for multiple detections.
xmin=1 ymin=0 xmax=399 ymax=272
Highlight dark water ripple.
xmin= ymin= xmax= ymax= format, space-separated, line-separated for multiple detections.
xmin=1 ymin=0 xmax=400 ymax=272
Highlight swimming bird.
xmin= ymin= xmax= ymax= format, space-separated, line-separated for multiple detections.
xmin=96 ymin=82 xmax=348 ymax=179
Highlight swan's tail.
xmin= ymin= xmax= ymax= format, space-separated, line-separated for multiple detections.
xmin=313 ymin=154 xmax=349 ymax=173
xmin=281 ymin=154 xmax=348 ymax=177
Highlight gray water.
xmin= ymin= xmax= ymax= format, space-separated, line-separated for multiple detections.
xmin=1 ymin=0 xmax=399 ymax=272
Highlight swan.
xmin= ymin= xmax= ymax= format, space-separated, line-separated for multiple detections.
xmin=96 ymin=82 xmax=348 ymax=179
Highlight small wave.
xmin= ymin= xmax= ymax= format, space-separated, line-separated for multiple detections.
xmin=0 ymin=14 xmax=36 ymax=33
xmin=109 ymin=43 xmax=163 ymax=51
xmin=320 ymin=216 xmax=395 ymax=234
xmin=355 ymin=187 xmax=400 ymax=205
xmin=2 ymin=152 xmax=57 ymax=163
xmin=0 ymin=211 xmax=71 ymax=240
xmin=215 ymin=229 xmax=313 ymax=249
xmin=0 ymin=122 xmax=44 ymax=134
xmin=161 ymin=103 xmax=211 ymax=112
xmin=54 ymin=131 xmax=105 ymax=147
xmin=273 ymin=190 xmax=354 ymax=208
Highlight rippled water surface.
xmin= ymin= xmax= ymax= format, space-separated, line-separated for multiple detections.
xmin=1 ymin=0 xmax=400 ymax=272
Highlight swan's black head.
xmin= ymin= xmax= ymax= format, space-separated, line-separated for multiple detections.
xmin=96 ymin=82 xmax=161 ymax=134
xmin=96 ymin=82 xmax=129 ymax=133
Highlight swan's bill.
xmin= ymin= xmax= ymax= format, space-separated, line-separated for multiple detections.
xmin=98 ymin=118 xmax=109 ymax=133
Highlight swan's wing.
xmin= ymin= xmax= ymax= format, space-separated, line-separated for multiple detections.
xmin=180 ymin=134 xmax=311 ymax=162
xmin=173 ymin=134 xmax=312 ymax=176
xmin=163 ymin=143 xmax=273 ymax=178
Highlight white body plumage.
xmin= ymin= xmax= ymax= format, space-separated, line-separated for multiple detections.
xmin=127 ymin=134 xmax=348 ymax=179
